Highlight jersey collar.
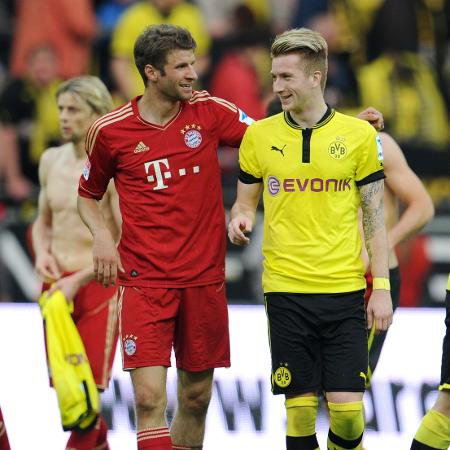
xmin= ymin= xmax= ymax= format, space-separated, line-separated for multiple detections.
xmin=284 ymin=105 xmax=334 ymax=130
xmin=132 ymin=95 xmax=184 ymax=129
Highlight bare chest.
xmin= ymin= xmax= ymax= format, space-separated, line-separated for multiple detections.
xmin=47 ymin=162 xmax=84 ymax=214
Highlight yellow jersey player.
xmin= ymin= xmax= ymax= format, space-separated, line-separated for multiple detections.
xmin=411 ymin=274 xmax=450 ymax=450
xmin=228 ymin=28 xmax=393 ymax=450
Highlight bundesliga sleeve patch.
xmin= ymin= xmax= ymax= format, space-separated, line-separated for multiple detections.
xmin=238 ymin=108 xmax=254 ymax=126
xmin=376 ymin=135 xmax=384 ymax=161
xmin=82 ymin=160 xmax=91 ymax=180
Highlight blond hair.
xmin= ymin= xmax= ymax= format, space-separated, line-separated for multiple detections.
xmin=56 ymin=76 xmax=113 ymax=116
xmin=271 ymin=28 xmax=328 ymax=91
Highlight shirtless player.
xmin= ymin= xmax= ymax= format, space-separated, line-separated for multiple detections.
xmin=32 ymin=76 xmax=121 ymax=450
xmin=364 ymin=131 xmax=434 ymax=385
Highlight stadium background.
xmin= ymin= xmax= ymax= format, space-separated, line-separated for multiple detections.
xmin=0 ymin=0 xmax=449 ymax=449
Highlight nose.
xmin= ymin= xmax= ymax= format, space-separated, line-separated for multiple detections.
xmin=186 ymin=64 xmax=198 ymax=81
xmin=272 ymin=77 xmax=283 ymax=94
xmin=59 ymin=109 xmax=67 ymax=120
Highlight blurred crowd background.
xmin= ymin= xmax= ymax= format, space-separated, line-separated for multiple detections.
xmin=0 ymin=0 xmax=448 ymax=306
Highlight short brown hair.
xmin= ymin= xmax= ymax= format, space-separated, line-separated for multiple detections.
xmin=271 ymin=28 xmax=328 ymax=91
xmin=134 ymin=24 xmax=197 ymax=85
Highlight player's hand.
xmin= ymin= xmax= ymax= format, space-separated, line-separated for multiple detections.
xmin=35 ymin=251 xmax=62 ymax=283
xmin=93 ymin=229 xmax=124 ymax=287
xmin=228 ymin=215 xmax=252 ymax=246
xmin=366 ymin=290 xmax=393 ymax=333
xmin=47 ymin=273 xmax=81 ymax=302
xmin=357 ymin=107 xmax=384 ymax=131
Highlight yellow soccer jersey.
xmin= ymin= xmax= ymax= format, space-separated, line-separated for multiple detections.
xmin=239 ymin=108 xmax=385 ymax=294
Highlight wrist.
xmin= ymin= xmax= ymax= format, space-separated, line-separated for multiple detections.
xmin=73 ymin=270 xmax=92 ymax=287
xmin=93 ymin=227 xmax=112 ymax=239
xmin=372 ymin=277 xmax=390 ymax=290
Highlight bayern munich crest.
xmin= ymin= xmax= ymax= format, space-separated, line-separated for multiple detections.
xmin=123 ymin=335 xmax=137 ymax=356
xmin=184 ymin=129 xmax=202 ymax=148
xmin=181 ymin=124 xmax=202 ymax=149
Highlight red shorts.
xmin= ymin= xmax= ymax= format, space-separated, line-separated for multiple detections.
xmin=43 ymin=277 xmax=119 ymax=390
xmin=118 ymin=282 xmax=230 ymax=372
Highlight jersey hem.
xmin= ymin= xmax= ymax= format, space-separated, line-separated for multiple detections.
xmin=356 ymin=169 xmax=385 ymax=187
xmin=118 ymin=276 xmax=225 ymax=289
xmin=123 ymin=360 xmax=170 ymax=371
xmin=78 ymin=185 xmax=105 ymax=200
xmin=239 ymin=169 xmax=263 ymax=184
xmin=176 ymin=360 xmax=231 ymax=371
xmin=263 ymin=285 xmax=367 ymax=294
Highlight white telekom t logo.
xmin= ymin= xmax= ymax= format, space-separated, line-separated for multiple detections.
xmin=144 ymin=158 xmax=171 ymax=190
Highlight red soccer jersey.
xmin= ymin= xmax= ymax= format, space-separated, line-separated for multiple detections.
xmin=78 ymin=91 xmax=252 ymax=287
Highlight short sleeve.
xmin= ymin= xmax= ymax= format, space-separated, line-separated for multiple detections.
xmin=355 ymin=125 xmax=385 ymax=186
xmin=239 ymin=125 xmax=262 ymax=180
xmin=78 ymin=128 xmax=115 ymax=200
xmin=210 ymin=97 xmax=253 ymax=148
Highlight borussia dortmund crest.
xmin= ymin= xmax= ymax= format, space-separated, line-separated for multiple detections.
xmin=328 ymin=140 xmax=348 ymax=160
xmin=273 ymin=364 xmax=292 ymax=388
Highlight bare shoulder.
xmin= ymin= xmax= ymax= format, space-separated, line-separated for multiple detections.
xmin=38 ymin=143 xmax=73 ymax=184
xmin=40 ymin=146 xmax=59 ymax=169
xmin=38 ymin=146 xmax=61 ymax=184
xmin=379 ymin=132 xmax=425 ymax=195
xmin=379 ymin=132 xmax=406 ymax=161
xmin=379 ymin=132 xmax=408 ymax=172
xmin=40 ymin=143 xmax=74 ymax=167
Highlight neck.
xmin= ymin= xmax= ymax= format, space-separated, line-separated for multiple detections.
xmin=289 ymin=98 xmax=328 ymax=128
xmin=138 ymin=89 xmax=181 ymax=126
xmin=73 ymin=140 xmax=86 ymax=160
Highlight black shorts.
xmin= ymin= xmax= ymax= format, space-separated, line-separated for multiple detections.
xmin=366 ymin=266 xmax=401 ymax=386
xmin=440 ymin=288 xmax=450 ymax=390
xmin=265 ymin=290 xmax=367 ymax=396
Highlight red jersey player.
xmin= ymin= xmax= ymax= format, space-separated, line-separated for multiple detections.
xmin=77 ymin=25 xmax=251 ymax=450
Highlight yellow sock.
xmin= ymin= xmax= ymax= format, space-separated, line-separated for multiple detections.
xmin=413 ymin=409 xmax=450 ymax=449
xmin=327 ymin=401 xmax=364 ymax=450
xmin=285 ymin=396 xmax=319 ymax=449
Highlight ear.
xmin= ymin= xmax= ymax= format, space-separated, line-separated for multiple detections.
xmin=144 ymin=64 xmax=159 ymax=82
xmin=311 ymin=70 xmax=322 ymax=88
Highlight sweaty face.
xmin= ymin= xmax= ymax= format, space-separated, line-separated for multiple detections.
xmin=271 ymin=53 xmax=316 ymax=113
xmin=57 ymin=92 xmax=97 ymax=144
xmin=156 ymin=49 xmax=198 ymax=102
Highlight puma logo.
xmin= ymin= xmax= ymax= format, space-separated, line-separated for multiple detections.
xmin=271 ymin=144 xmax=286 ymax=156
